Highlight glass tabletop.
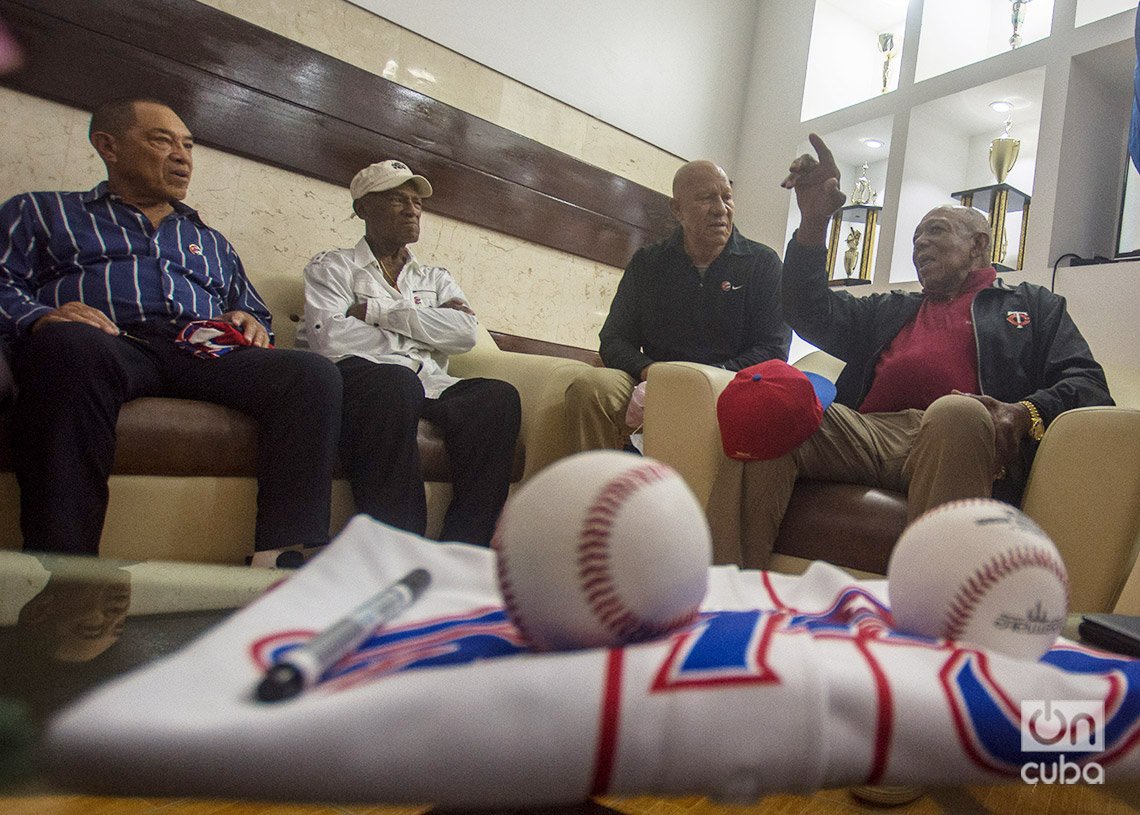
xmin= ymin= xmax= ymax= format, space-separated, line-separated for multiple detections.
xmin=0 ymin=550 xmax=636 ymax=814
xmin=2 ymin=547 xmax=1136 ymax=814
xmin=0 ymin=550 xmax=289 ymax=787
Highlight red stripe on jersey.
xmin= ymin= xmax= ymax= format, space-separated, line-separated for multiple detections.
xmin=760 ymin=571 xmax=789 ymax=611
xmin=857 ymin=635 xmax=894 ymax=784
xmin=591 ymin=648 xmax=624 ymax=795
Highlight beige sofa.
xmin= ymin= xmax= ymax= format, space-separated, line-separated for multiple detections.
xmin=0 ymin=321 xmax=592 ymax=564
xmin=644 ymin=352 xmax=1140 ymax=614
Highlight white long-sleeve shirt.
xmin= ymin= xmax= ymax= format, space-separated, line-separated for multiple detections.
xmin=297 ymin=237 xmax=477 ymax=398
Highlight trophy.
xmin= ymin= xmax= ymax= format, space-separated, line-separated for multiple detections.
xmin=843 ymin=227 xmax=862 ymax=279
xmin=989 ymin=116 xmax=1021 ymax=184
xmin=989 ymin=117 xmax=1021 ymax=264
xmin=878 ymin=33 xmax=896 ymax=94
xmin=1010 ymin=0 xmax=1033 ymax=49
xmin=851 ymin=163 xmax=874 ymax=205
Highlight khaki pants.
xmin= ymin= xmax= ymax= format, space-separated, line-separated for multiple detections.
xmin=733 ymin=394 xmax=997 ymax=568
xmin=564 ymin=367 xmax=637 ymax=452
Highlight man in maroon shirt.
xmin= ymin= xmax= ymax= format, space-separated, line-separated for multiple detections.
xmin=728 ymin=134 xmax=1111 ymax=568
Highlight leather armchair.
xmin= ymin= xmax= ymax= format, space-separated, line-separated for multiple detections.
xmin=644 ymin=352 xmax=1140 ymax=613
xmin=0 ymin=325 xmax=593 ymax=563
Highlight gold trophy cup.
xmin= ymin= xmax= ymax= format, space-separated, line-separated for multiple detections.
xmin=989 ymin=117 xmax=1021 ymax=184
xmin=988 ymin=117 xmax=1021 ymax=264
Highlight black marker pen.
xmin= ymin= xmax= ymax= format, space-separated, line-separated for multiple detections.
xmin=256 ymin=567 xmax=431 ymax=702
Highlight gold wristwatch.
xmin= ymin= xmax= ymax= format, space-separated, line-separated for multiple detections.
xmin=1019 ymin=400 xmax=1045 ymax=442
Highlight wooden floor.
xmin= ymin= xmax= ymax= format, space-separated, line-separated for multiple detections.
xmin=5 ymin=782 xmax=1140 ymax=815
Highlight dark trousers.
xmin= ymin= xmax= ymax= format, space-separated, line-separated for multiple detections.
xmin=336 ymin=357 xmax=521 ymax=546
xmin=12 ymin=321 xmax=342 ymax=555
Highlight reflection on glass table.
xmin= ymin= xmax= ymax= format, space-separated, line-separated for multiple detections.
xmin=0 ymin=550 xmax=287 ymax=782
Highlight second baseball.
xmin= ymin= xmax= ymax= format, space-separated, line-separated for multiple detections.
xmin=887 ymin=499 xmax=1069 ymax=661
xmin=492 ymin=451 xmax=711 ymax=651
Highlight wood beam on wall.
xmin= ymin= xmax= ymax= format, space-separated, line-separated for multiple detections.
xmin=0 ymin=0 xmax=675 ymax=269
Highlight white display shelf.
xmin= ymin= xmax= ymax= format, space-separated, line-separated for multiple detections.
xmin=1050 ymin=36 xmax=1136 ymax=262
xmin=915 ymin=0 xmax=1055 ymax=82
xmin=783 ymin=115 xmax=894 ymax=250
xmin=891 ymin=67 xmax=1045 ymax=281
xmin=734 ymin=0 xmax=1137 ymax=294
xmin=1076 ymin=0 xmax=1137 ymax=27
xmin=802 ymin=0 xmax=909 ymax=121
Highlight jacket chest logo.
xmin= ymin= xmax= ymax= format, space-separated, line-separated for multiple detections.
xmin=1006 ymin=310 xmax=1031 ymax=329
xmin=188 ymin=243 xmax=202 ymax=255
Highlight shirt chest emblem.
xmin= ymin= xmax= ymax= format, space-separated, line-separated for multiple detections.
xmin=1006 ymin=310 xmax=1031 ymax=329
xmin=721 ymin=281 xmax=744 ymax=292
xmin=188 ymin=243 xmax=202 ymax=255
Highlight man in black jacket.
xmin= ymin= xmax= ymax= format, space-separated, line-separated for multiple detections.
xmin=566 ymin=160 xmax=790 ymax=452
xmin=731 ymin=133 xmax=1112 ymax=568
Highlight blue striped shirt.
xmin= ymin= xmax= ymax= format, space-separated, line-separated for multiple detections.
xmin=0 ymin=182 xmax=272 ymax=340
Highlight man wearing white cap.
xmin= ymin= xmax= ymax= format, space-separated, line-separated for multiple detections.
xmin=298 ymin=160 xmax=520 ymax=547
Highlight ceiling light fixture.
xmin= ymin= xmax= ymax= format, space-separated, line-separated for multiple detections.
xmin=861 ymin=138 xmax=885 ymax=149
xmin=990 ymin=100 xmax=1014 ymax=113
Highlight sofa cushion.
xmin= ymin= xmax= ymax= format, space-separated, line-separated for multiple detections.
xmin=113 ymin=397 xmax=259 ymax=477
xmin=0 ymin=396 xmax=524 ymax=483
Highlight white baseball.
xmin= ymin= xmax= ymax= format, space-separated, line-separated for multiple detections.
xmin=887 ymin=499 xmax=1069 ymax=661
xmin=492 ymin=451 xmax=711 ymax=651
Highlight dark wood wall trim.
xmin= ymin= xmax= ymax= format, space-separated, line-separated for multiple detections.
xmin=0 ymin=0 xmax=675 ymax=269
xmin=488 ymin=331 xmax=602 ymax=367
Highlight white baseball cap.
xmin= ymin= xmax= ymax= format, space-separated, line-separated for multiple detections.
xmin=349 ymin=160 xmax=433 ymax=201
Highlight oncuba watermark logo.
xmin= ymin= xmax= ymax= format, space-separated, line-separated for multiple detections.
xmin=1019 ymin=699 xmax=1105 ymax=784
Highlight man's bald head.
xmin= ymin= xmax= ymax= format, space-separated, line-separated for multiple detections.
xmin=931 ymin=204 xmax=989 ymax=238
xmin=923 ymin=205 xmax=992 ymax=262
xmin=670 ymin=160 xmax=734 ymax=264
xmin=911 ymin=205 xmax=994 ymax=298
xmin=672 ymin=160 xmax=729 ymax=198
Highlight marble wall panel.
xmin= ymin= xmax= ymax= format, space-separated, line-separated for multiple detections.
xmin=0 ymin=0 xmax=688 ymax=349
xmin=496 ymin=80 xmax=590 ymax=161
xmin=201 ymin=0 xmax=401 ymax=80
xmin=197 ymin=0 xmax=679 ymax=191
xmin=0 ymin=91 xmax=101 ymax=198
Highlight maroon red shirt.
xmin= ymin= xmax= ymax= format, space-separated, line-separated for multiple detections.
xmin=859 ymin=267 xmax=997 ymax=413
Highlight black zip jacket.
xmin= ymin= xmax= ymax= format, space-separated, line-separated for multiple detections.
xmin=782 ymin=238 xmax=1112 ymax=501
xmin=599 ymin=227 xmax=791 ymax=378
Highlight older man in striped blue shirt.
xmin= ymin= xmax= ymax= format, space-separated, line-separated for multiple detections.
xmin=0 ymin=97 xmax=342 ymax=563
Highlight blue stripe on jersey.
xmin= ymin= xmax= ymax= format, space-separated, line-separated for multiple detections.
xmin=0 ymin=182 xmax=273 ymax=337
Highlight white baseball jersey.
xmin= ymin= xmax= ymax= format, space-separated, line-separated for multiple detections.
xmin=44 ymin=516 xmax=1140 ymax=807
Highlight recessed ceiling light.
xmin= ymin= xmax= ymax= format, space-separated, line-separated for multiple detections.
xmin=990 ymin=100 xmax=1014 ymax=113
xmin=861 ymin=138 xmax=885 ymax=149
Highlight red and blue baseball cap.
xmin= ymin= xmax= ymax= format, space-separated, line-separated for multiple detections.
xmin=716 ymin=360 xmax=836 ymax=461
